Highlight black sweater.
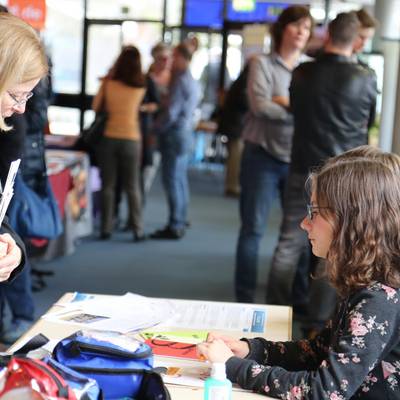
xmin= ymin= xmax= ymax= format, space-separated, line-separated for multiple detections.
xmin=227 ymin=282 xmax=400 ymax=399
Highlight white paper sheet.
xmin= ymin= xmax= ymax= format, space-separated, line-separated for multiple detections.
xmin=0 ymin=159 xmax=20 ymax=227
xmin=43 ymin=292 xmax=177 ymax=333
xmin=157 ymin=300 xmax=267 ymax=333
xmin=154 ymin=359 xmax=248 ymax=391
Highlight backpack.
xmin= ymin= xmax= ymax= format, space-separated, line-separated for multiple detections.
xmin=0 ymin=357 xmax=77 ymax=399
xmin=217 ymin=62 xmax=250 ymax=139
xmin=53 ymin=330 xmax=170 ymax=400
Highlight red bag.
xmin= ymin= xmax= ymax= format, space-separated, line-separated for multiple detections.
xmin=0 ymin=357 xmax=76 ymax=399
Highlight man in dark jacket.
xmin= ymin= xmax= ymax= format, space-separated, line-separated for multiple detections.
xmin=266 ymin=12 xmax=377 ymax=307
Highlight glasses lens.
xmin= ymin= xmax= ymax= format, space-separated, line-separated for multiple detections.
xmin=307 ymin=205 xmax=313 ymax=220
xmin=9 ymin=91 xmax=33 ymax=106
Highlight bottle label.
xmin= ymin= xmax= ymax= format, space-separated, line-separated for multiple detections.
xmin=209 ymin=386 xmax=230 ymax=400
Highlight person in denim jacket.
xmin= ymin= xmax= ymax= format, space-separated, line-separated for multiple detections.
xmin=199 ymin=156 xmax=400 ymax=399
xmin=150 ymin=43 xmax=200 ymax=240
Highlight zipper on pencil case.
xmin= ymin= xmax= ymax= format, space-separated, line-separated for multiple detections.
xmin=70 ymin=342 xmax=152 ymax=359
xmin=68 ymin=366 xmax=152 ymax=374
xmin=21 ymin=358 xmax=69 ymax=397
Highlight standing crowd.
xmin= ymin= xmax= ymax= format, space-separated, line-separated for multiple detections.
xmin=0 ymin=4 xmax=398 ymax=399
xmin=93 ymin=41 xmax=200 ymax=242
xmin=233 ymin=7 xmax=378 ymax=331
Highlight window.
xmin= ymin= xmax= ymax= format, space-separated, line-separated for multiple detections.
xmin=86 ymin=22 xmax=163 ymax=96
xmin=45 ymin=0 xmax=84 ymax=94
xmin=166 ymin=0 xmax=182 ymax=26
xmin=86 ymin=25 xmax=122 ymax=95
xmin=87 ymin=0 xmax=164 ymax=20
xmin=48 ymin=106 xmax=80 ymax=136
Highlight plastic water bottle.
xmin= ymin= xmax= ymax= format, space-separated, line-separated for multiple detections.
xmin=204 ymin=363 xmax=232 ymax=400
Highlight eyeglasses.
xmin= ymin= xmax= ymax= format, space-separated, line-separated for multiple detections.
xmin=306 ymin=204 xmax=330 ymax=221
xmin=7 ymin=91 xmax=34 ymax=107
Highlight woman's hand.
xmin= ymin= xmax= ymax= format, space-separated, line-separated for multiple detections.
xmin=200 ymin=332 xmax=250 ymax=359
xmin=140 ymin=103 xmax=158 ymax=113
xmin=0 ymin=234 xmax=22 ymax=281
xmin=197 ymin=339 xmax=234 ymax=363
xmin=272 ymin=95 xmax=290 ymax=109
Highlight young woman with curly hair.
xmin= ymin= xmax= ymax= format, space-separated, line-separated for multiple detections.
xmin=198 ymin=157 xmax=400 ymax=399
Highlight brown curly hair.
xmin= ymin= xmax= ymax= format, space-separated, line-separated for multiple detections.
xmin=311 ymin=159 xmax=400 ymax=297
xmin=322 ymin=145 xmax=400 ymax=176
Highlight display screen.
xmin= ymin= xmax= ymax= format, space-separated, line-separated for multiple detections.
xmin=184 ymin=0 xmax=291 ymax=28
xmin=227 ymin=1 xmax=290 ymax=23
xmin=184 ymin=0 xmax=223 ymax=28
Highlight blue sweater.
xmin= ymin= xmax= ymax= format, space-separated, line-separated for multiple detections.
xmin=155 ymin=68 xmax=200 ymax=136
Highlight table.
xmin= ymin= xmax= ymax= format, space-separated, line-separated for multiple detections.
xmin=9 ymin=294 xmax=292 ymax=400
xmin=31 ymin=150 xmax=93 ymax=261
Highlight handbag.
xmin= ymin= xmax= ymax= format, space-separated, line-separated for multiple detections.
xmin=7 ymin=173 xmax=63 ymax=239
xmin=0 ymin=333 xmax=101 ymax=400
xmin=81 ymin=80 xmax=108 ymax=148
xmin=81 ymin=111 xmax=107 ymax=148
xmin=0 ymin=357 xmax=77 ymax=399
xmin=53 ymin=330 xmax=171 ymax=400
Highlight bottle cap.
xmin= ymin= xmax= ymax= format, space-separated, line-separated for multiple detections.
xmin=211 ymin=363 xmax=227 ymax=380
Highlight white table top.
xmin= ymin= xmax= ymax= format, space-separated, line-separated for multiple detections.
xmin=10 ymin=293 xmax=293 ymax=400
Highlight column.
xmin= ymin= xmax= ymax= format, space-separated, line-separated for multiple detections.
xmin=373 ymin=0 xmax=400 ymax=152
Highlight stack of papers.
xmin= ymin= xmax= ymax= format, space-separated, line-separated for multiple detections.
xmin=0 ymin=159 xmax=20 ymax=227
xmin=43 ymin=292 xmax=177 ymax=333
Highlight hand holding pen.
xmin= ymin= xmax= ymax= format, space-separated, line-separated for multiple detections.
xmin=197 ymin=332 xmax=250 ymax=363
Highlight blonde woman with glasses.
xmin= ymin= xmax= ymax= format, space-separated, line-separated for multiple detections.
xmin=0 ymin=12 xmax=48 ymax=282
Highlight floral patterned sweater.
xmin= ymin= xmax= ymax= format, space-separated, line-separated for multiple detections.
xmin=226 ymin=283 xmax=400 ymax=399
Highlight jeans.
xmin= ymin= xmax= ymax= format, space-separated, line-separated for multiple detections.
xmin=235 ymin=143 xmax=289 ymax=303
xmin=266 ymin=171 xmax=310 ymax=306
xmin=0 ymin=260 xmax=34 ymax=328
xmin=160 ymin=144 xmax=189 ymax=231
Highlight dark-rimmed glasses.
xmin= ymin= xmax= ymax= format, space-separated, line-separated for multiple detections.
xmin=307 ymin=204 xmax=330 ymax=221
xmin=7 ymin=91 xmax=34 ymax=107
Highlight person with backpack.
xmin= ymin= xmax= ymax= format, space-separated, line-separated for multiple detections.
xmin=234 ymin=6 xmax=313 ymax=303
xmin=217 ymin=62 xmax=250 ymax=197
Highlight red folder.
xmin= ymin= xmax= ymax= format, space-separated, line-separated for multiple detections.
xmin=145 ymin=339 xmax=199 ymax=360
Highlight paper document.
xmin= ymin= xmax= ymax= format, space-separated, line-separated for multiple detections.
xmin=154 ymin=359 xmax=248 ymax=391
xmin=43 ymin=292 xmax=177 ymax=334
xmin=158 ymin=300 xmax=267 ymax=333
xmin=0 ymin=159 xmax=20 ymax=227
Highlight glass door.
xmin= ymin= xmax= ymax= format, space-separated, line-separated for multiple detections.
xmin=83 ymin=20 xmax=163 ymax=128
